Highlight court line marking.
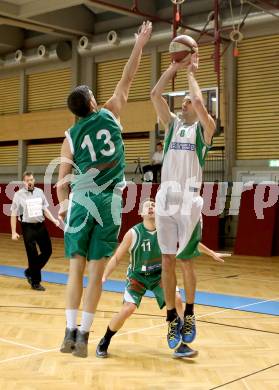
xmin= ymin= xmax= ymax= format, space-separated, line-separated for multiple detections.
xmin=197 ymin=319 xmax=279 ymax=335
xmin=243 ymin=379 xmax=251 ymax=390
xmin=197 ymin=296 xmax=279 ymax=319
xmin=0 ymin=349 xmax=56 ymax=364
xmin=208 ymin=363 xmax=279 ymax=390
xmin=0 ymin=337 xmax=46 ymax=352
xmin=0 ymin=295 xmax=278 ymax=365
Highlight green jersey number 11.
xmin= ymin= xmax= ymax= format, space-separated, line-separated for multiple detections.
xmin=141 ymin=240 xmax=151 ymax=252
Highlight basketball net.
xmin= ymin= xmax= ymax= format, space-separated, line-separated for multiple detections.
xmin=229 ymin=0 xmax=244 ymax=57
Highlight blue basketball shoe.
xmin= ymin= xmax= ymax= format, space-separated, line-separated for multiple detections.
xmin=181 ymin=314 xmax=196 ymax=343
xmin=167 ymin=316 xmax=182 ymax=349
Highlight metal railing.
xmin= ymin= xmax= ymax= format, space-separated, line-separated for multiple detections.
xmin=203 ymin=146 xmax=225 ymax=182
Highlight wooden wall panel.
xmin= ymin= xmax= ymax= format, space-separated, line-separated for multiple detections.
xmin=27 ymin=68 xmax=71 ymax=112
xmin=0 ymin=100 xmax=155 ymax=142
xmin=27 ymin=143 xmax=61 ymax=165
xmin=0 ymin=109 xmax=75 ymax=141
xmin=0 ymin=145 xmax=18 ymax=166
xmin=212 ymin=133 xmax=225 ymax=148
xmin=97 ymin=55 xmax=151 ymax=103
xmin=124 ymin=138 xmax=150 ymax=164
xmin=121 ymin=101 xmax=156 ymax=133
xmin=0 ymin=76 xmax=20 ymax=115
xmin=237 ymin=35 xmax=279 ymax=159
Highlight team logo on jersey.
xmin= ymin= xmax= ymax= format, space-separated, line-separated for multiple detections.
xmin=170 ymin=142 xmax=196 ymax=151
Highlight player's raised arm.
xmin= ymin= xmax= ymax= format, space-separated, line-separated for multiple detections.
xmin=103 ymin=230 xmax=133 ymax=282
xmin=150 ymin=62 xmax=183 ymax=130
xmin=153 ymin=60 xmax=195 ymax=130
xmin=188 ymin=53 xmax=216 ymax=145
xmin=104 ymin=21 xmax=152 ymax=120
xmin=151 ymin=34 xmax=197 ymax=131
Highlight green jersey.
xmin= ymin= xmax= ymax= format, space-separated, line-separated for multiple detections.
xmin=65 ymin=108 xmax=125 ymax=192
xmin=129 ymin=222 xmax=162 ymax=274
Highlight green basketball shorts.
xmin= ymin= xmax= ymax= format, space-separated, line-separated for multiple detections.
xmin=123 ymin=268 xmax=165 ymax=309
xmin=64 ymin=191 xmax=122 ymax=260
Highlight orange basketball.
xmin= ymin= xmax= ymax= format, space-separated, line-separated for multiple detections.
xmin=169 ymin=35 xmax=198 ymax=63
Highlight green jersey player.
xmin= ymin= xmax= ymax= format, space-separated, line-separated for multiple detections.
xmin=57 ymin=21 xmax=152 ymax=358
xmin=96 ymin=199 xmax=229 ymax=359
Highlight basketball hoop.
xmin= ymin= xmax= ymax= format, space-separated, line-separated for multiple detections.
xmin=171 ymin=0 xmax=185 ymax=4
xmin=229 ymin=30 xmax=244 ymax=42
xmin=229 ymin=0 xmax=244 ymax=57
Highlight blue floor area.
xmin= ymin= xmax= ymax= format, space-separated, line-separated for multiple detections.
xmin=1 ymin=265 xmax=278 ymax=316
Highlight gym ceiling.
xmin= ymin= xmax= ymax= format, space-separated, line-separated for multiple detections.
xmin=0 ymin=0 xmax=278 ymax=56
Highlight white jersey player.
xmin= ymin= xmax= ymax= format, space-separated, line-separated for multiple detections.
xmin=150 ymin=53 xmax=216 ymax=353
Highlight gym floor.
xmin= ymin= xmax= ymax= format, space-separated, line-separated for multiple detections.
xmin=0 ymin=234 xmax=278 ymax=389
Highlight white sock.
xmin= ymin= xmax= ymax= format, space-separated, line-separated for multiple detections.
xmin=66 ymin=309 xmax=78 ymax=330
xmin=79 ymin=311 xmax=94 ymax=333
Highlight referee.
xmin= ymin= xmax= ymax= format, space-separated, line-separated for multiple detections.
xmin=10 ymin=171 xmax=60 ymax=291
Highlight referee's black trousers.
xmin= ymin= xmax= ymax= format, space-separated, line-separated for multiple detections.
xmin=21 ymin=222 xmax=52 ymax=284
xmin=142 ymin=164 xmax=162 ymax=183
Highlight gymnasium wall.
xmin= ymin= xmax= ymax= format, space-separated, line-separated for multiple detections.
xmin=0 ymin=143 xmax=18 ymax=166
xmin=236 ymin=34 xmax=279 ymax=160
xmin=0 ymin=76 xmax=20 ymax=115
xmin=96 ymin=55 xmax=151 ymax=103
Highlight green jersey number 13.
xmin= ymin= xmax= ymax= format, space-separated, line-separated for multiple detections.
xmin=81 ymin=129 xmax=115 ymax=162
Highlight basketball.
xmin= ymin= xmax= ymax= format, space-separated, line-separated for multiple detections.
xmin=169 ymin=35 xmax=198 ymax=63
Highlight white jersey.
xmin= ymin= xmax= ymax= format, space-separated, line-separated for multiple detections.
xmin=161 ymin=116 xmax=211 ymax=190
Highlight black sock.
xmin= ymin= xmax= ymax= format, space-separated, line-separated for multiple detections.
xmin=167 ymin=308 xmax=178 ymax=322
xmin=102 ymin=326 xmax=117 ymax=348
xmin=184 ymin=303 xmax=194 ymax=317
